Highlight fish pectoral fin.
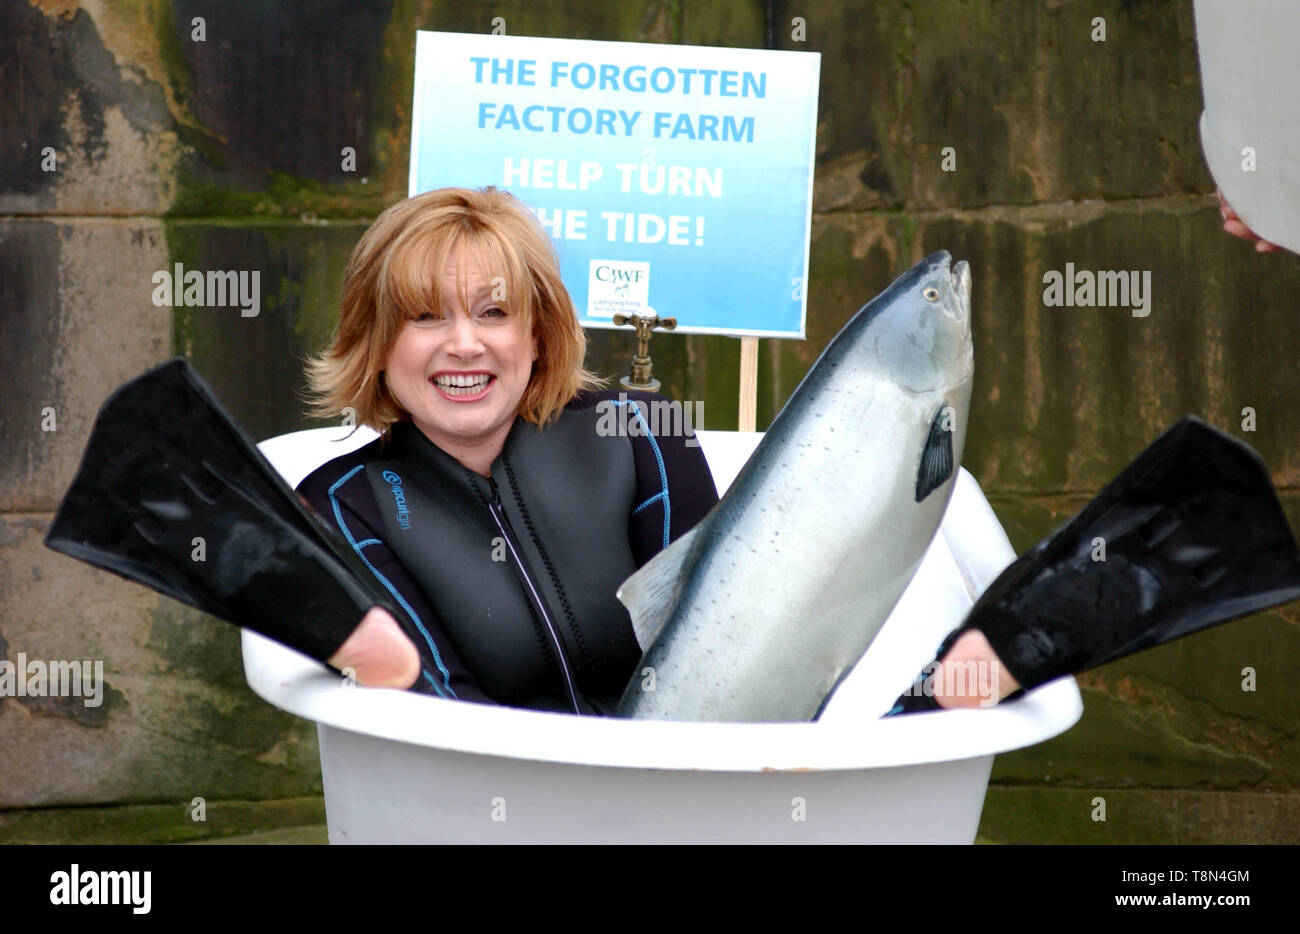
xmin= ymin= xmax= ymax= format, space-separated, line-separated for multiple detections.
xmin=616 ymin=523 xmax=705 ymax=650
xmin=915 ymin=403 xmax=955 ymax=502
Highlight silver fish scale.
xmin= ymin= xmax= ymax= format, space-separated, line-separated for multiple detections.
xmin=618 ymin=252 xmax=973 ymax=721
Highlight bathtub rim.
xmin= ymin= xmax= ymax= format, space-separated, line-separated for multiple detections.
xmin=242 ymin=629 xmax=1082 ymax=773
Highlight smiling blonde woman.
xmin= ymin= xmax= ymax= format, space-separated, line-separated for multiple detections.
xmin=298 ymin=187 xmax=719 ymax=713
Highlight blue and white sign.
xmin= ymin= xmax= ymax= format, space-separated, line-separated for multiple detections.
xmin=410 ymin=31 xmax=820 ymax=338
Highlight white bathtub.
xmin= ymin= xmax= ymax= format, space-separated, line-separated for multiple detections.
xmin=244 ymin=427 xmax=1081 ymax=843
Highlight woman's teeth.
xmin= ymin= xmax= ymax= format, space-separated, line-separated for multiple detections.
xmin=433 ymin=373 xmax=491 ymax=396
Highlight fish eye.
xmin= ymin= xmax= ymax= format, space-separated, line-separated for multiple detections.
xmin=923 ymin=287 xmax=940 ymax=302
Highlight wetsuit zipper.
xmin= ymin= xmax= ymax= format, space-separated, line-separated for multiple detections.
xmin=486 ymin=476 xmax=584 ymax=715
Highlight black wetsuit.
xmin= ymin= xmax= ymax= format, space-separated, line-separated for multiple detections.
xmin=296 ymin=389 xmax=718 ymax=715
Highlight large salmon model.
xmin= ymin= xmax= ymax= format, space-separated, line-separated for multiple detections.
xmin=617 ymin=250 xmax=974 ymax=721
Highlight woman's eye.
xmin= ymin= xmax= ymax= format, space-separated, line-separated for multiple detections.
xmin=481 ymin=306 xmax=507 ymax=318
xmin=414 ymin=311 xmax=440 ymax=322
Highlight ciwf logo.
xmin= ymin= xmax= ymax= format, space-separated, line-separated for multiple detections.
xmin=594 ymin=263 xmax=646 ymax=287
xmin=588 ymin=259 xmax=650 ymax=318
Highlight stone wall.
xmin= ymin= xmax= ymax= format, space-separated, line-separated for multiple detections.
xmin=2 ymin=0 xmax=1296 ymax=842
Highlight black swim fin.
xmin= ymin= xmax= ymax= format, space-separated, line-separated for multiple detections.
xmin=45 ymin=359 xmax=406 ymax=682
xmin=887 ymin=416 xmax=1300 ymax=714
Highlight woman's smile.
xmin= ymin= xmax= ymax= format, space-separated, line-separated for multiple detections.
xmin=430 ymin=370 xmax=494 ymax=400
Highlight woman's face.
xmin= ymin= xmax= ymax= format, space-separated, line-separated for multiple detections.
xmin=383 ymin=245 xmax=537 ymax=461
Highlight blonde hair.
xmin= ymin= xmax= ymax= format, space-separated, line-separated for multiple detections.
xmin=305 ymin=187 xmax=602 ymax=431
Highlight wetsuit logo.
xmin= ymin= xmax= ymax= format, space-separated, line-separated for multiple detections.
xmin=382 ymin=470 xmax=412 ymax=530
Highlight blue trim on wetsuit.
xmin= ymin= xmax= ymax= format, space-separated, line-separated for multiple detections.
xmin=613 ymin=400 xmax=671 ymax=550
xmin=633 ymin=491 xmax=666 ymax=515
xmin=328 ymin=465 xmax=457 ymax=699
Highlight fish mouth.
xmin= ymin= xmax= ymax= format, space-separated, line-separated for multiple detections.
xmin=951 ymin=260 xmax=971 ymax=305
xmin=946 ymin=258 xmax=972 ymax=340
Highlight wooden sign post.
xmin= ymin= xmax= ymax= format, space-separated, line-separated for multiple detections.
xmin=738 ymin=337 xmax=759 ymax=432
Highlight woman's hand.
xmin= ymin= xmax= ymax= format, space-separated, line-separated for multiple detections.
xmin=931 ymin=629 xmax=1021 ymax=709
xmin=1218 ymin=189 xmax=1286 ymax=253
xmin=327 ymin=606 xmax=421 ymax=689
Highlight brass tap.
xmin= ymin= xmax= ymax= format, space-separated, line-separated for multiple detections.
xmin=612 ymin=311 xmax=677 ymax=393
